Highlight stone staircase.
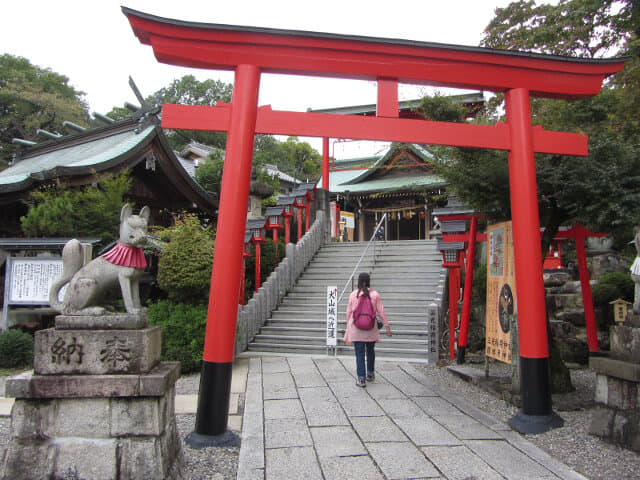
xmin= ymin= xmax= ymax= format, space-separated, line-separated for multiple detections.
xmin=244 ymin=239 xmax=444 ymax=362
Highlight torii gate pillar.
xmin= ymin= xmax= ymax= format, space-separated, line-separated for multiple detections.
xmin=187 ymin=64 xmax=260 ymax=446
xmin=505 ymin=88 xmax=562 ymax=432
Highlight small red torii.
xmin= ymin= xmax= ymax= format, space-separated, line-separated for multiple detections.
xmin=441 ymin=219 xmax=605 ymax=361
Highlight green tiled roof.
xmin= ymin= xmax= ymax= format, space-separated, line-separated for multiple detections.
xmin=336 ymin=173 xmax=446 ymax=194
xmin=0 ymin=126 xmax=156 ymax=192
xmin=318 ymin=143 xmax=445 ymax=194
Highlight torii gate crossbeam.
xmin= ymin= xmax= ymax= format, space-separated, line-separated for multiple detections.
xmin=123 ymin=7 xmax=627 ymax=440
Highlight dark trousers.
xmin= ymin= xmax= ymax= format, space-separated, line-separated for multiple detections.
xmin=354 ymin=341 xmax=375 ymax=380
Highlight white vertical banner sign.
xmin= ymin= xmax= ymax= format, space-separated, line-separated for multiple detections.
xmin=326 ymin=286 xmax=338 ymax=346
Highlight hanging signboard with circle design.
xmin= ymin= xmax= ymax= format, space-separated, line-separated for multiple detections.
xmin=486 ymin=221 xmax=515 ymax=364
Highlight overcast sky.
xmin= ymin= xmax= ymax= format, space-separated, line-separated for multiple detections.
xmin=2 ymin=0 xmax=515 ymax=156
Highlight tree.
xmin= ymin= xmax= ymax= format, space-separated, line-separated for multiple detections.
xmin=142 ymin=75 xmax=232 ymax=151
xmin=426 ymin=0 xmax=640 ymax=392
xmin=478 ymin=0 xmax=640 ymax=244
xmin=20 ymin=171 xmax=132 ymax=243
xmin=0 ymin=54 xmax=89 ymax=168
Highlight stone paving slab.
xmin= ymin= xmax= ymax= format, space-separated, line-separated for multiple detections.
xmin=265 ymin=446 xmax=323 ymax=480
xmin=310 ymin=426 xmax=367 ymax=458
xmin=413 ymin=395 xmax=464 ymax=416
xmin=0 ymin=397 xmax=13 ymax=417
xmin=366 ymin=441 xmax=441 ymax=479
xmin=262 ymin=372 xmax=297 ymax=400
xmin=286 ymin=357 xmax=326 ymax=388
xmin=434 ymin=414 xmax=504 ymax=440
xmin=264 ymin=398 xmax=305 ymax=420
xmin=231 ymin=358 xmax=249 ymax=393
xmin=318 ymin=455 xmax=384 ymax=480
xmin=350 ymin=415 xmax=409 ymax=443
xmin=423 ymin=445 xmax=504 ymax=480
xmin=377 ymin=397 xmax=425 ymax=418
xmin=465 ymin=439 xmax=560 ymax=479
xmin=393 ymin=414 xmax=463 ymax=447
xmin=265 ymin=418 xmax=312 ymax=448
xmin=298 ymin=386 xmax=349 ymax=427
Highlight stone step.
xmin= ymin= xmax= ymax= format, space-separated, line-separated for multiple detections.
xmin=246 ymin=239 xmax=443 ymax=362
xmin=266 ymin=315 xmax=432 ymax=327
xmin=260 ymin=326 xmax=432 ymax=337
xmin=246 ymin=342 xmax=432 ymax=360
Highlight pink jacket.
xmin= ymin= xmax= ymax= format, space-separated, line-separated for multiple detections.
xmin=343 ymin=289 xmax=389 ymax=345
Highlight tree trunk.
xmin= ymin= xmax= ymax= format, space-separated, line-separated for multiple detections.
xmin=541 ymin=200 xmax=574 ymax=393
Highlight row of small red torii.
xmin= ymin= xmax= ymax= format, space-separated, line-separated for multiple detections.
xmin=439 ymin=215 xmax=605 ymax=361
xmin=123 ymin=6 xmax=627 ymax=436
xmin=240 ymin=185 xmax=316 ymax=298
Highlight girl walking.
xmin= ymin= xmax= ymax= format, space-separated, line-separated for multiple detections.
xmin=344 ymin=272 xmax=392 ymax=387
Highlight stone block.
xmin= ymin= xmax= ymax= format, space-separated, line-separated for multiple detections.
xmin=9 ymin=399 xmax=55 ymax=440
xmin=606 ymin=376 xmax=637 ymax=410
xmin=119 ymin=438 xmax=164 ymax=480
xmin=588 ymin=407 xmax=615 ymax=437
xmin=55 ymin=312 xmax=148 ymax=330
xmin=34 ymin=326 xmax=161 ymax=375
xmin=590 ymin=356 xmax=640 ymax=383
xmin=111 ymin=396 xmax=163 ymax=436
xmin=4 ymin=371 xmax=32 ymax=398
xmin=595 ymin=373 xmax=609 ymax=404
xmin=0 ymin=441 xmax=55 ymax=480
xmin=30 ymin=374 xmax=141 ymax=398
xmin=55 ymin=398 xmax=111 ymax=437
xmin=612 ymin=413 xmax=630 ymax=444
xmin=610 ymin=325 xmax=640 ymax=363
xmin=53 ymin=438 xmax=118 ymax=480
xmin=543 ymin=270 xmax=571 ymax=286
xmin=139 ymin=361 xmax=181 ymax=396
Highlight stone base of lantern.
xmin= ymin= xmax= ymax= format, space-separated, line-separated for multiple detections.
xmin=588 ymin=318 xmax=640 ymax=452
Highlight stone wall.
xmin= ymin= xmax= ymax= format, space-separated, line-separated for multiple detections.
xmin=235 ymin=204 xmax=328 ymax=355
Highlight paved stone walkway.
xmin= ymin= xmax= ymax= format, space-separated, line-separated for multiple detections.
xmin=237 ymin=355 xmax=588 ymax=480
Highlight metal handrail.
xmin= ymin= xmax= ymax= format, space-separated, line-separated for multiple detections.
xmin=337 ymin=213 xmax=387 ymax=305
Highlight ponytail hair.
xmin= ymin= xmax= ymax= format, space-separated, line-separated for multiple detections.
xmin=357 ymin=272 xmax=370 ymax=298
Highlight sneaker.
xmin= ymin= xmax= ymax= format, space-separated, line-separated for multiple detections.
xmin=356 ymin=378 xmax=366 ymax=388
xmin=366 ymin=372 xmax=375 ymax=382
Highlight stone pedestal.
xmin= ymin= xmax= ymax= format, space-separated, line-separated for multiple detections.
xmin=1 ymin=313 xmax=184 ymax=480
xmin=589 ymin=316 xmax=640 ymax=452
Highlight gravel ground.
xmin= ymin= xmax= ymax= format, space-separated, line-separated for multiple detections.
xmin=2 ymin=362 xmax=639 ymax=479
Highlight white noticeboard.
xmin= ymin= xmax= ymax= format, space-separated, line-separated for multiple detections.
xmin=2 ymin=257 xmax=66 ymax=330
xmin=326 ymin=286 xmax=338 ymax=346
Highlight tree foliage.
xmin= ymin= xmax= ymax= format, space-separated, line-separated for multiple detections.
xmin=142 ymin=75 xmax=233 ymax=151
xmin=0 ymin=54 xmax=89 ymax=168
xmin=155 ymin=214 xmax=215 ymax=304
xmin=253 ymin=135 xmax=322 ymax=180
xmin=428 ymin=1 xmax=640 ymax=248
xmin=20 ymin=170 xmax=132 ymax=242
xmin=482 ymin=0 xmax=634 ymax=58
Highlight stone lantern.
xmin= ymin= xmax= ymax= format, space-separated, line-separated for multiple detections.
xmin=291 ymin=187 xmax=308 ymax=242
xmin=247 ymin=217 xmax=266 ymax=291
xmin=276 ymin=196 xmax=295 ymax=245
xmin=265 ymin=205 xmax=284 ymax=260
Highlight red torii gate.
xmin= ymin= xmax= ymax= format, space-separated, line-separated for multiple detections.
xmin=123 ymin=7 xmax=627 ymax=439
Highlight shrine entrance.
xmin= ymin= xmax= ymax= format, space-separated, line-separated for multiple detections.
xmin=123 ymin=6 xmax=627 ymax=439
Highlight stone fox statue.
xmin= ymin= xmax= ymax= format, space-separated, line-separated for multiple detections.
xmin=49 ymin=204 xmax=150 ymax=315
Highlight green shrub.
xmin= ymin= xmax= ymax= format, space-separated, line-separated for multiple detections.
xmin=592 ymin=271 xmax=634 ymax=328
xmin=0 ymin=329 xmax=33 ymax=368
xmin=156 ymin=214 xmax=214 ymax=304
xmin=148 ymin=299 xmax=207 ymax=373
